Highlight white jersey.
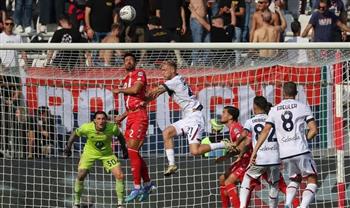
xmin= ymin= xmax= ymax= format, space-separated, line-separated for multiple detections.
xmin=244 ymin=114 xmax=280 ymax=165
xmin=0 ymin=32 xmax=23 ymax=67
xmin=163 ymin=75 xmax=201 ymax=117
xmin=266 ymin=99 xmax=315 ymax=159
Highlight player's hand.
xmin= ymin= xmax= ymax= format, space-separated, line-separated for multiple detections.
xmin=249 ymin=152 xmax=257 ymax=166
xmin=64 ymin=146 xmax=72 ymax=157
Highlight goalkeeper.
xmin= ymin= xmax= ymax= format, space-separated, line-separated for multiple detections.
xmin=64 ymin=111 xmax=128 ymax=208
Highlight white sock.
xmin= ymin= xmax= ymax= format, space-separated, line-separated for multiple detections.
xmin=209 ymin=142 xmax=225 ymax=150
xmin=239 ymin=174 xmax=253 ymax=208
xmin=285 ymin=181 xmax=300 ymax=207
xmin=165 ymin=149 xmax=175 ymax=166
xmin=268 ymin=182 xmax=279 ymax=208
xmin=300 ymin=183 xmax=317 ymax=208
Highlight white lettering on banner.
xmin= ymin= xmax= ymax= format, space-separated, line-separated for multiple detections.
xmin=156 ymin=93 xmax=171 ymax=131
xmin=198 ymin=86 xmax=234 ymax=132
xmin=77 ymin=88 xmax=114 ymax=127
xmin=37 ymin=86 xmax=73 ymax=131
xmin=238 ymin=86 xmax=255 ymax=124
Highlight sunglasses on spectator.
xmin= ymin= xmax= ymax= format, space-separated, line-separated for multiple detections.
xmin=258 ymin=1 xmax=267 ymax=4
xmin=5 ymin=22 xmax=14 ymax=26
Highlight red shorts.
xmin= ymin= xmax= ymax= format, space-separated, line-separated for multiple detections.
xmin=227 ymin=158 xmax=250 ymax=181
xmin=125 ymin=109 xmax=148 ymax=141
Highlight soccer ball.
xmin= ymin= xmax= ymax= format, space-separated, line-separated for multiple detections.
xmin=119 ymin=5 xmax=136 ymax=21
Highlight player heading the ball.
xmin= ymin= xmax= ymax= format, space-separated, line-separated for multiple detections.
xmin=64 ymin=111 xmax=128 ymax=208
xmin=146 ymin=60 xmax=237 ymax=176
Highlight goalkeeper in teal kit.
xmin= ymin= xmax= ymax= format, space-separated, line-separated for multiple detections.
xmin=64 ymin=111 xmax=128 ymax=208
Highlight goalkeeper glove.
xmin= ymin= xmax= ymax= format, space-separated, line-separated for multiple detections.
xmin=63 ymin=146 xmax=72 ymax=157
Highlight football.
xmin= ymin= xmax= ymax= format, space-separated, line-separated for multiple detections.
xmin=119 ymin=5 xmax=136 ymax=21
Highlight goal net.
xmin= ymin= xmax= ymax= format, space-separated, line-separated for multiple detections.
xmin=0 ymin=43 xmax=349 ymax=208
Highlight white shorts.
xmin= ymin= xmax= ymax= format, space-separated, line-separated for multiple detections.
xmin=246 ymin=165 xmax=280 ymax=184
xmin=171 ymin=111 xmax=204 ymax=145
xmin=283 ymin=153 xmax=317 ymax=179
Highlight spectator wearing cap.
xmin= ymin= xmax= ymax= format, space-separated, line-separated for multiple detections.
xmin=302 ymin=0 xmax=350 ymax=42
xmin=155 ymin=0 xmax=186 ymax=41
xmin=85 ymin=0 xmax=115 ymax=42
xmin=47 ymin=14 xmax=91 ymax=69
xmin=218 ymin=0 xmax=245 ymax=42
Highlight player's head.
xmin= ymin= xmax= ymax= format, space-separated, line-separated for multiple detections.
xmin=318 ymin=0 xmax=329 ymax=13
xmin=93 ymin=111 xmax=108 ymax=130
xmin=253 ymin=96 xmax=272 ymax=114
xmin=221 ymin=106 xmax=239 ymax=124
xmin=161 ymin=60 xmax=177 ymax=80
xmin=283 ymin=81 xmax=298 ymax=99
xmin=123 ymin=53 xmax=137 ymax=72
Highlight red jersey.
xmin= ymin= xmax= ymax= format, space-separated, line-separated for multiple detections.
xmin=122 ymin=69 xmax=147 ymax=111
xmin=229 ymin=121 xmax=252 ymax=160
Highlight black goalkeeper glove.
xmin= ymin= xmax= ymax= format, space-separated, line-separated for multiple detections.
xmin=64 ymin=146 xmax=72 ymax=157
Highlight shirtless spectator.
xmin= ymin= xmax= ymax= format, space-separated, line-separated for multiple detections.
xmin=252 ymin=6 xmax=286 ymax=58
xmin=249 ymin=0 xmax=280 ymax=42
xmin=189 ymin=0 xmax=208 ymax=43
xmin=99 ymin=24 xmax=123 ymax=66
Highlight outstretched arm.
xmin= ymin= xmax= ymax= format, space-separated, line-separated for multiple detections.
xmin=113 ymin=81 xmax=144 ymax=95
xmin=64 ymin=131 xmax=79 ymax=156
xmin=145 ymin=85 xmax=167 ymax=102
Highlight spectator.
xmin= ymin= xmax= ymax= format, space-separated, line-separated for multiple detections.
xmin=0 ymin=74 xmax=22 ymax=158
xmin=99 ymin=23 xmax=123 ymax=66
xmin=250 ymin=0 xmax=280 ymax=42
xmin=47 ymin=14 xmax=91 ymax=69
xmin=285 ymin=19 xmax=309 ymax=64
xmin=302 ymin=0 xmax=350 ymax=42
xmin=190 ymin=5 xmax=236 ymax=42
xmin=37 ymin=106 xmax=56 ymax=157
xmin=252 ymin=6 xmax=286 ymax=57
xmin=218 ymin=0 xmax=245 ymax=42
xmin=124 ymin=0 xmax=149 ymax=43
xmin=242 ymin=0 xmax=252 ymax=42
xmin=0 ymin=17 xmax=27 ymax=68
xmin=189 ymin=0 xmax=207 ymax=43
xmin=38 ymin=0 xmax=65 ymax=33
xmin=27 ymin=109 xmax=39 ymax=159
xmin=13 ymin=0 xmax=33 ymax=34
xmin=312 ymin=0 xmax=347 ymax=41
xmin=85 ymin=0 xmax=115 ymax=42
xmin=14 ymin=106 xmax=27 ymax=158
xmin=67 ymin=0 xmax=87 ymax=31
xmin=155 ymin=0 xmax=186 ymax=41
xmin=146 ymin=16 xmax=176 ymax=42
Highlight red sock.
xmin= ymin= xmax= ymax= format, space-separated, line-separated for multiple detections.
xmin=279 ymin=174 xmax=300 ymax=207
xmin=128 ymin=148 xmax=142 ymax=187
xmin=220 ymin=185 xmax=229 ymax=208
xmin=225 ymin=184 xmax=240 ymax=208
xmin=140 ymin=156 xmax=150 ymax=183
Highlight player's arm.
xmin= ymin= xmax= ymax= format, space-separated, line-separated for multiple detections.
xmin=306 ymin=119 xmax=318 ymax=140
xmin=235 ymin=129 xmax=251 ymax=157
xmin=114 ymin=111 xmax=128 ymax=124
xmin=145 ymin=84 xmax=167 ymax=102
xmin=64 ymin=131 xmax=80 ymax=157
xmin=250 ymin=123 xmax=272 ymax=164
xmin=113 ymin=81 xmax=144 ymax=95
xmin=117 ymin=133 xmax=128 ymax=159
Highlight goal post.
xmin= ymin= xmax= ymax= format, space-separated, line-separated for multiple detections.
xmin=0 ymin=43 xmax=349 ymax=208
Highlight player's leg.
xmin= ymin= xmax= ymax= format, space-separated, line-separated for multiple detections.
xmin=103 ymin=155 xmax=124 ymax=206
xmin=240 ymin=166 xmax=263 ymax=208
xmin=299 ymin=155 xmax=318 ymax=208
xmin=275 ymin=172 xmax=300 ymax=207
xmin=284 ymin=157 xmax=302 ymax=208
xmin=266 ymin=166 xmax=281 ymax=208
xmin=74 ymin=153 xmax=94 ymax=207
xmin=162 ymin=125 xmax=178 ymax=176
xmin=225 ymin=173 xmax=241 ymax=208
xmin=219 ymin=174 xmax=230 ymax=208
